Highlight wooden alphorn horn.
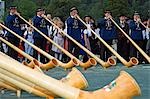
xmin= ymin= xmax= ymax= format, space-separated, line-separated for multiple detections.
xmin=16 ymin=14 xmax=79 ymax=69
xmin=0 ymin=37 xmax=57 ymax=71
xmin=0 ymin=23 xmax=77 ymax=69
xmin=110 ymin=18 xmax=150 ymax=63
xmin=0 ymin=53 xmax=88 ymax=98
xmin=16 ymin=14 xmax=96 ymax=70
xmin=0 ymin=72 xmax=49 ymax=97
xmin=139 ymin=21 xmax=148 ymax=30
xmin=77 ymin=15 xmax=139 ymax=67
xmin=43 ymin=15 xmax=116 ymax=68
xmin=0 ymin=79 xmax=21 ymax=97
xmin=0 ymin=52 xmax=141 ymax=99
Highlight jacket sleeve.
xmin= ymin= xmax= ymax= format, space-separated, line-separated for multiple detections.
xmin=129 ymin=21 xmax=137 ymax=31
xmin=66 ymin=17 xmax=74 ymax=27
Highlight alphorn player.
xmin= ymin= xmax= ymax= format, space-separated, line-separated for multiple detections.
xmin=5 ymin=6 xmax=23 ymax=60
xmin=32 ymin=8 xmax=48 ymax=63
xmin=66 ymin=7 xmax=83 ymax=59
xmin=98 ymin=10 xmax=117 ymax=61
xmin=129 ymin=12 xmax=145 ymax=63
xmin=117 ymin=14 xmax=130 ymax=61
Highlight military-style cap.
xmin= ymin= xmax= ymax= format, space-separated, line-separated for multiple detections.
xmin=134 ymin=11 xmax=140 ymax=15
xmin=9 ymin=6 xmax=17 ymax=10
xmin=36 ymin=8 xmax=45 ymax=12
xmin=104 ymin=10 xmax=111 ymax=14
xmin=70 ymin=7 xmax=78 ymax=12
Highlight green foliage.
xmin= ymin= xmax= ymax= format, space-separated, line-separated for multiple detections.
xmin=3 ymin=0 xmax=150 ymax=21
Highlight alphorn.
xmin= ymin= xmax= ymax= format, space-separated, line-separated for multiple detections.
xmin=0 ymin=37 xmax=57 ymax=70
xmin=110 ymin=18 xmax=150 ymax=63
xmin=0 ymin=79 xmax=21 ymax=97
xmin=0 ymin=23 xmax=77 ymax=69
xmin=0 ymin=52 xmax=141 ymax=99
xmin=0 ymin=52 xmax=88 ymax=98
xmin=139 ymin=21 xmax=148 ymax=30
xmin=43 ymin=15 xmax=116 ymax=68
xmin=77 ymin=15 xmax=139 ymax=67
xmin=17 ymin=14 xmax=96 ymax=70
xmin=0 ymin=72 xmax=49 ymax=97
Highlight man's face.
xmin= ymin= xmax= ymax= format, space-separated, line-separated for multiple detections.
xmin=10 ymin=9 xmax=17 ymax=14
xmin=85 ymin=17 xmax=90 ymax=22
xmin=37 ymin=11 xmax=43 ymax=16
xmin=120 ymin=16 xmax=125 ymax=21
xmin=70 ymin=10 xmax=78 ymax=16
xmin=134 ymin=15 xmax=140 ymax=20
xmin=105 ymin=12 xmax=111 ymax=17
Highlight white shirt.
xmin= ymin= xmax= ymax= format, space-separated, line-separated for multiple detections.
xmin=146 ymin=27 xmax=150 ymax=40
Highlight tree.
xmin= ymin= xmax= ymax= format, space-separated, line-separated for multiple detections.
xmin=46 ymin=0 xmax=81 ymax=21
xmin=104 ymin=0 xmax=130 ymax=18
xmin=5 ymin=0 xmax=37 ymax=19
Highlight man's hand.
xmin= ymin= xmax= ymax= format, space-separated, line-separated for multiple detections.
xmin=14 ymin=11 xmax=20 ymax=16
xmin=137 ymin=18 xmax=141 ymax=23
xmin=41 ymin=14 xmax=46 ymax=18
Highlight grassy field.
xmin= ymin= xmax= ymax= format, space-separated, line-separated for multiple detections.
xmin=0 ymin=64 xmax=149 ymax=99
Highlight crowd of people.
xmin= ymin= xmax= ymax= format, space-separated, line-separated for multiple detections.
xmin=0 ymin=6 xmax=150 ymax=64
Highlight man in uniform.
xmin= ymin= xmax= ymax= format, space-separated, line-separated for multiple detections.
xmin=5 ymin=6 xmax=23 ymax=60
xmin=98 ymin=10 xmax=117 ymax=61
xmin=66 ymin=7 xmax=83 ymax=59
xmin=129 ymin=12 xmax=145 ymax=63
xmin=117 ymin=14 xmax=130 ymax=61
xmin=33 ymin=8 xmax=48 ymax=63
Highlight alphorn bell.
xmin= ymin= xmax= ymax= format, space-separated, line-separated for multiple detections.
xmin=0 ymin=52 xmax=141 ymax=99
xmin=0 ymin=52 xmax=88 ymax=98
xmin=77 ymin=15 xmax=139 ymax=67
xmin=17 ymin=14 xmax=96 ymax=70
xmin=110 ymin=17 xmax=150 ymax=63
xmin=42 ymin=15 xmax=116 ymax=68
xmin=0 ymin=37 xmax=57 ymax=70
xmin=0 ymin=23 xmax=77 ymax=69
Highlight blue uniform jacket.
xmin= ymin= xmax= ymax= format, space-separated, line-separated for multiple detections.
xmin=98 ymin=18 xmax=117 ymax=40
xmin=5 ymin=14 xmax=23 ymax=37
xmin=129 ymin=20 xmax=145 ymax=40
xmin=33 ymin=16 xmax=48 ymax=39
xmin=66 ymin=16 xmax=83 ymax=41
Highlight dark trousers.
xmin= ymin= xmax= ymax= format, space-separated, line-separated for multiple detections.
xmin=33 ymin=38 xmax=47 ymax=63
xmin=130 ymin=40 xmax=143 ymax=63
xmin=7 ymin=37 xmax=19 ymax=60
xmin=117 ymin=39 xmax=129 ymax=61
xmin=100 ymin=40 xmax=112 ymax=61
xmin=68 ymin=40 xmax=81 ymax=59
xmin=0 ymin=41 xmax=4 ymax=52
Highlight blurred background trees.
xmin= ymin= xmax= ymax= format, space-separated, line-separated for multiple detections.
xmin=3 ymin=0 xmax=150 ymax=20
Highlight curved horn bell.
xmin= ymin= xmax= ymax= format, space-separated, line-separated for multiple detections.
xmin=59 ymin=58 xmax=79 ymax=69
xmin=77 ymin=71 xmax=141 ymax=99
xmin=61 ymin=68 xmax=88 ymax=90
xmin=0 ymin=52 xmax=141 ymax=99
xmin=125 ymin=57 xmax=139 ymax=67
xmin=40 ymin=59 xmax=58 ymax=71
xmin=37 ymin=67 xmax=88 ymax=98
xmin=22 ymin=59 xmax=40 ymax=69
xmin=79 ymin=58 xmax=97 ymax=70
